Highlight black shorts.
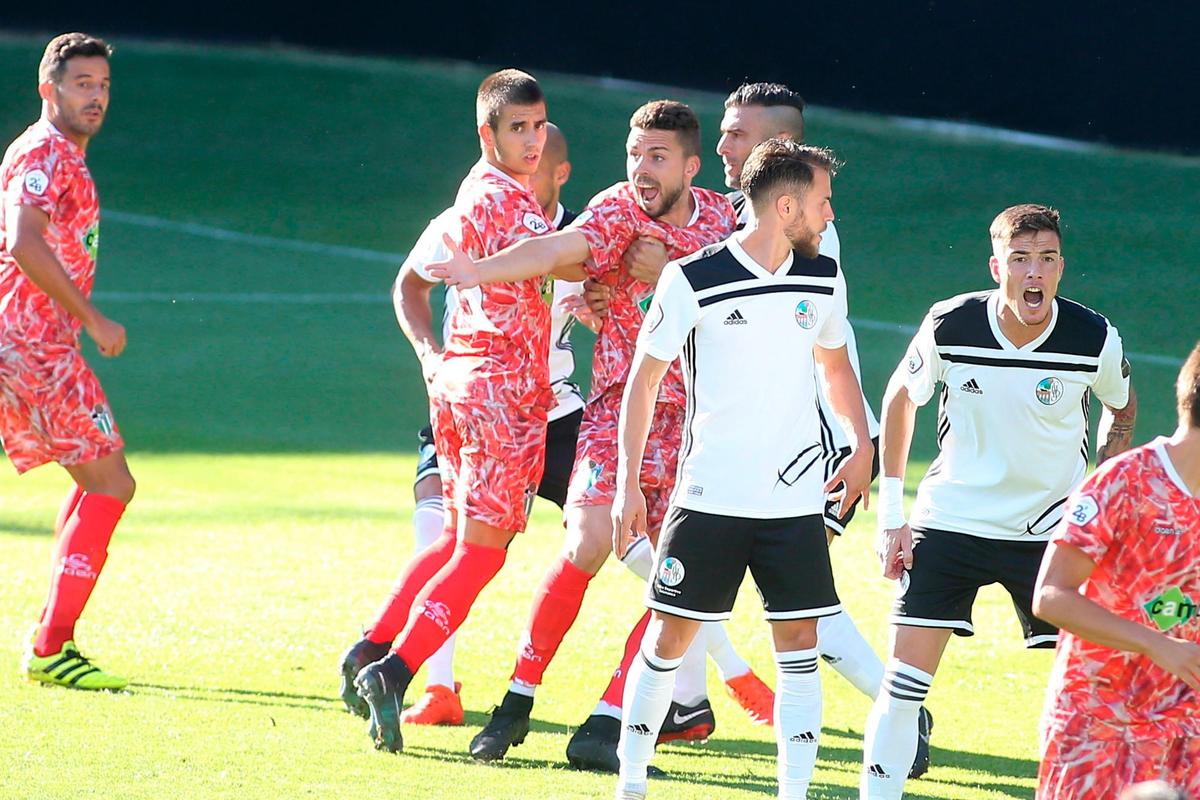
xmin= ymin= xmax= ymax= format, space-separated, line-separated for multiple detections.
xmin=412 ymin=408 xmax=582 ymax=509
xmin=648 ymin=507 xmax=841 ymax=622
xmin=823 ymin=435 xmax=880 ymax=535
xmin=891 ymin=527 xmax=1058 ymax=648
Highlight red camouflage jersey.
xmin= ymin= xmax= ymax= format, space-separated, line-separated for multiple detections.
xmin=1042 ymin=438 xmax=1200 ymax=743
xmin=0 ymin=119 xmax=100 ymax=347
xmin=567 ymin=183 xmax=735 ymax=405
xmin=434 ymin=162 xmax=554 ymax=411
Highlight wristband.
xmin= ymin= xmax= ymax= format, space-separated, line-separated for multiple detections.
xmin=878 ymin=476 xmax=906 ymax=530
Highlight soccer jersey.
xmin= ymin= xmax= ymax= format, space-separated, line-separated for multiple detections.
xmin=566 ymin=183 xmax=735 ymax=406
xmin=637 ymin=236 xmax=848 ymax=518
xmin=428 ymin=162 xmax=554 ymax=411
xmin=1042 ymin=438 xmax=1200 ymax=741
xmin=0 ymin=119 xmax=100 ymax=347
xmin=405 ymin=202 xmax=583 ymax=421
xmin=903 ymin=290 xmax=1129 ymax=540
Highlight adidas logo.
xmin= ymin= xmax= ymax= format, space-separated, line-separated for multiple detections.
xmin=723 ymin=309 xmax=748 ymax=325
xmin=868 ymin=763 xmax=891 ymax=779
xmin=626 ymin=723 xmax=653 ymax=736
xmin=960 ymin=378 xmax=983 ymax=395
xmin=788 ymin=731 xmax=816 ymax=744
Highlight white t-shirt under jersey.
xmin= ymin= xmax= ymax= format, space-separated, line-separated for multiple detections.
xmin=903 ymin=290 xmax=1129 ymax=540
xmin=637 ymin=235 xmax=848 ymax=518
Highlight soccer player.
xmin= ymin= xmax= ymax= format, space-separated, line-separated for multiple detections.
xmin=1033 ymin=341 xmax=1200 ymax=799
xmin=717 ymin=81 xmax=936 ymax=776
xmin=861 ymin=204 xmax=1137 ymax=798
xmin=337 ymin=123 xmax=584 ymax=727
xmin=4 ymin=34 xmax=132 ymax=692
xmin=612 ymin=139 xmax=873 ymax=800
xmin=430 ymin=100 xmax=771 ymax=765
xmin=347 ymin=69 xmax=556 ymax=754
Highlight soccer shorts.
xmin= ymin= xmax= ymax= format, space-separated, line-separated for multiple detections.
xmin=891 ymin=528 xmax=1058 ymax=648
xmin=823 ymin=435 xmax=880 ymax=535
xmin=565 ymin=387 xmax=682 ymax=538
xmin=413 ymin=407 xmax=581 ymax=510
xmin=0 ymin=341 xmax=123 ymax=474
xmin=431 ymin=394 xmax=547 ymax=534
xmin=647 ymin=508 xmax=841 ymax=622
xmin=1038 ymin=728 xmax=1200 ymax=799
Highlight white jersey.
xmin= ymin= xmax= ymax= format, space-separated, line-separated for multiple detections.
xmin=403 ymin=203 xmax=585 ymax=421
xmin=637 ymin=235 xmax=849 ymax=518
xmin=903 ymin=290 xmax=1130 ymax=540
xmin=731 ymin=190 xmax=880 ymax=454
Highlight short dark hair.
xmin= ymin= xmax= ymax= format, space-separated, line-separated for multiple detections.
xmin=724 ymin=82 xmax=806 ymax=140
xmin=741 ymin=139 xmax=841 ymax=213
xmin=990 ymin=204 xmax=1062 ymax=246
xmin=1178 ymin=341 xmax=1200 ymax=429
xmin=476 ymin=69 xmax=544 ymax=130
xmin=629 ymin=100 xmax=701 ymax=157
xmin=39 ymin=33 xmax=112 ymax=84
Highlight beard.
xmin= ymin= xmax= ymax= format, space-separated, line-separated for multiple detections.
xmin=786 ymin=217 xmax=821 ymax=259
xmin=61 ymin=105 xmax=104 ymax=138
xmin=639 ymin=180 xmax=686 ymax=220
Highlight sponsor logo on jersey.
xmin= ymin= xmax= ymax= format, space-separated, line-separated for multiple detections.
xmin=1144 ymin=587 xmax=1197 ymax=632
xmin=522 ymin=212 xmax=550 ymax=235
xmin=90 ymin=405 xmax=115 ymax=437
xmin=638 ymin=292 xmax=655 ymax=314
xmin=657 ymin=557 xmax=686 ymax=588
xmin=723 ymin=309 xmax=748 ymax=325
xmin=960 ymin=378 xmax=983 ymax=395
xmin=686 ymin=484 xmax=703 ymax=496
xmin=539 ymin=275 xmax=554 ymax=306
xmin=907 ymin=348 xmax=924 ymax=375
xmin=83 ymin=223 xmax=100 ymax=260
xmin=1036 ymin=376 xmax=1064 ymax=405
xmin=23 ymin=169 xmax=49 ymax=196
xmin=1153 ymin=523 xmax=1180 ymax=536
xmin=1067 ymin=496 xmax=1100 ymax=527
xmin=794 ymin=299 xmax=818 ymax=329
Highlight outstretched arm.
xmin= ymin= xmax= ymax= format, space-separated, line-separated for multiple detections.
xmin=428 ymin=229 xmax=589 ymax=288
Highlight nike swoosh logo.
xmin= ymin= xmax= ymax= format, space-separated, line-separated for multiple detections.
xmin=672 ymin=708 xmax=708 ymax=725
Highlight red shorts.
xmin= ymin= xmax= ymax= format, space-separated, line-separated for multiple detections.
xmin=566 ymin=387 xmax=683 ymax=538
xmin=0 ymin=341 xmax=123 ymax=474
xmin=1038 ymin=729 xmax=1200 ymax=799
xmin=432 ymin=391 xmax=547 ymax=534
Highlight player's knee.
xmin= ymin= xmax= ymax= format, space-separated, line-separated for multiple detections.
xmin=111 ymin=471 xmax=136 ymax=504
xmin=563 ymin=508 xmax=612 ymax=573
xmin=771 ymin=619 xmax=818 ymax=652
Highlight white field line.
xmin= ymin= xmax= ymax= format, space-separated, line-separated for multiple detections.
xmin=97 ymin=209 xmax=1185 ymax=369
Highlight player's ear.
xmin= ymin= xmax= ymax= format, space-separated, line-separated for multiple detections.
xmin=37 ymin=80 xmax=54 ymax=103
xmin=478 ymin=122 xmax=495 ymax=151
xmin=556 ymin=160 xmax=571 ymax=188
xmin=683 ymin=153 xmax=701 ymax=181
xmin=988 ymin=255 xmax=1002 ymax=284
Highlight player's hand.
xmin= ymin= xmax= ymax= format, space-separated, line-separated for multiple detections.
xmin=583 ymin=279 xmax=611 ymax=320
xmin=86 ymin=314 xmax=126 ymax=358
xmin=612 ymin=484 xmax=649 ymax=559
xmin=825 ymin=443 xmax=873 ymax=518
xmin=623 ymin=236 xmax=668 ymax=284
xmin=1146 ymin=636 xmax=1200 ymax=691
xmin=558 ymin=293 xmax=603 ymax=334
xmin=427 ymin=235 xmax=481 ymax=289
xmin=877 ymin=523 xmax=913 ymax=581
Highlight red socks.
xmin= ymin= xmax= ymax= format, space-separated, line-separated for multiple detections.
xmin=600 ymin=610 xmax=652 ymax=709
xmin=511 ymin=556 xmax=594 ymax=685
xmin=365 ymin=530 xmax=457 ymax=644
xmin=395 ymin=541 xmax=506 ymax=674
xmin=34 ymin=492 xmax=125 ymax=657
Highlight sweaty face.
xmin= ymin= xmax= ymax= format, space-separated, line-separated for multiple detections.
xmin=991 ymin=231 xmax=1064 ymax=328
xmin=489 ymin=102 xmax=548 ymax=179
xmin=50 ymin=56 xmax=110 ymax=139
xmin=716 ymin=105 xmax=779 ymax=190
xmin=626 ymin=127 xmax=690 ymax=219
xmin=783 ymin=169 xmax=834 ymax=259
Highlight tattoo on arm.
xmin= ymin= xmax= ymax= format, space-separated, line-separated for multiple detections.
xmin=1096 ymin=386 xmax=1138 ymax=464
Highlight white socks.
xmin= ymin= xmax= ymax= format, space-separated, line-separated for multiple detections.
xmin=860 ymin=660 xmax=933 ymax=799
xmin=412 ymin=496 xmax=456 ymax=688
xmin=775 ymin=649 xmax=822 ymax=799
xmin=703 ymin=622 xmax=752 ymax=681
xmin=617 ymin=645 xmax=681 ymax=794
xmin=817 ymin=611 xmax=884 ymax=699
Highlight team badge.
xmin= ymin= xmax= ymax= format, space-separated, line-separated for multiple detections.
xmin=1035 ymin=377 xmax=1064 ymax=405
xmin=906 ymin=348 xmax=924 ymax=375
xmin=794 ymin=299 xmax=818 ymax=329
xmin=1067 ymin=496 xmax=1099 ymax=527
xmin=23 ymin=169 xmax=49 ymax=196
xmin=1144 ymin=586 xmax=1197 ymax=632
xmin=657 ymin=557 xmax=686 ymax=587
xmin=644 ymin=302 xmax=664 ymax=334
xmin=522 ymin=212 xmax=550 ymax=235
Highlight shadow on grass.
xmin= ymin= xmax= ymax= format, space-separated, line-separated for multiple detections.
xmin=0 ymin=519 xmax=53 ymax=536
xmin=132 ymin=681 xmax=343 ymax=712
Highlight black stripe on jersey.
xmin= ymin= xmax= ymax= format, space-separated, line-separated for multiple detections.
xmin=1035 ymin=297 xmax=1109 ymax=358
xmin=940 ymin=353 xmax=1098 ymax=373
xmin=776 ymin=443 xmax=823 ymax=489
xmin=930 ymin=292 xmax=999 ymax=349
xmin=698 ymin=283 xmax=834 ymax=308
xmin=727 ymin=190 xmax=748 ymax=228
xmin=1026 ymin=496 xmax=1068 ymax=537
xmin=1079 ymin=389 xmax=1092 ymax=464
xmin=679 ymin=245 xmax=757 ymax=292
xmin=936 ymin=385 xmax=950 ymax=448
xmin=678 ymin=330 xmax=699 ymax=473
xmin=787 ymin=254 xmax=838 ymax=278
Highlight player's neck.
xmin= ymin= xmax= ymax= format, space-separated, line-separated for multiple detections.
xmin=44 ymin=111 xmax=89 ymax=153
xmin=1165 ymin=426 xmax=1200 ymax=496
xmin=659 ymin=186 xmax=697 ymax=228
xmin=736 ymin=223 xmax=792 ymax=274
xmin=994 ymin=304 xmax=1050 ymax=348
xmin=484 ymin=155 xmax=530 ymax=188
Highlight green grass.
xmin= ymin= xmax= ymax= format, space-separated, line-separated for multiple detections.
xmin=0 ymin=32 xmax=1197 ymax=799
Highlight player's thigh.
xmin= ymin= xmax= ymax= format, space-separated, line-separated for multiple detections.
xmin=647 ymin=507 xmax=752 ymax=623
xmin=562 ymin=501 xmax=614 ymax=574
xmin=451 ymin=400 xmax=547 ymax=534
xmin=747 ymin=514 xmax=840 ymax=624
xmin=995 ymin=540 xmax=1060 ymax=649
xmin=892 ymin=528 xmax=988 ymax=638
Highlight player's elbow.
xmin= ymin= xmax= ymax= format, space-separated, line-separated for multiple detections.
xmin=1032 ymin=584 xmax=1068 ymax=626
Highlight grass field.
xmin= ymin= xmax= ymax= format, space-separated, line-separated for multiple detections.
xmin=0 ymin=32 xmax=1197 ymax=799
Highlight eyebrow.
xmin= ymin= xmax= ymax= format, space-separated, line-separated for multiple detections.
xmin=1011 ymin=248 xmax=1060 ymax=255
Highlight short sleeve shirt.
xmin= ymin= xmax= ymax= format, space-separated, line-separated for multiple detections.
xmin=565 ymin=183 xmax=735 ymax=405
xmin=1042 ymin=440 xmax=1200 ymax=740
xmin=0 ymin=120 xmax=101 ymax=347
